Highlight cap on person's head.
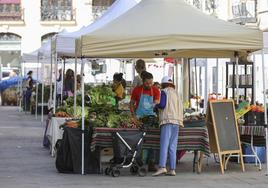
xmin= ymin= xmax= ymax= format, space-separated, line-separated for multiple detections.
xmin=27 ymin=71 xmax=33 ymax=75
xmin=161 ymin=76 xmax=173 ymax=84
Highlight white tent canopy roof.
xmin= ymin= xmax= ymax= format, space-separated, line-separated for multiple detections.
xmin=22 ymin=48 xmax=51 ymax=63
xmin=54 ymin=0 xmax=141 ymax=57
xmin=80 ymin=0 xmax=263 ymax=58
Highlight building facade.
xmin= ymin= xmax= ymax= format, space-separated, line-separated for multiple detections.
xmin=186 ymin=0 xmax=268 ymax=104
xmin=0 ymin=0 xmax=115 ymax=70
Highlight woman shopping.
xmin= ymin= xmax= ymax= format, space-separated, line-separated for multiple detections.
xmin=152 ymin=76 xmax=183 ymax=176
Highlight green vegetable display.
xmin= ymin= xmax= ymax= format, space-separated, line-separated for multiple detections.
xmin=57 ymin=84 xmax=130 ymax=129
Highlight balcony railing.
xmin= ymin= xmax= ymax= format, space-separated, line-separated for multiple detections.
xmin=0 ymin=8 xmax=24 ymax=21
xmin=92 ymin=5 xmax=109 ymax=21
xmin=230 ymin=2 xmax=257 ymax=24
xmin=41 ymin=6 xmax=76 ymax=21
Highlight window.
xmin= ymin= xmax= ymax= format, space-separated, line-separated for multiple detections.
xmin=0 ymin=0 xmax=22 ymax=21
xmin=41 ymin=0 xmax=74 ymax=21
xmin=0 ymin=33 xmax=21 ymax=41
xmin=92 ymin=0 xmax=115 ymax=20
xmin=41 ymin=32 xmax=57 ymax=44
xmin=231 ymin=0 xmax=256 ymax=24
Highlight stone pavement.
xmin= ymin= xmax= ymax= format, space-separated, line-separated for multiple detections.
xmin=0 ymin=106 xmax=268 ymax=188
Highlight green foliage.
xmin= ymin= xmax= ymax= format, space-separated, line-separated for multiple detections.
xmin=37 ymin=85 xmax=51 ymax=103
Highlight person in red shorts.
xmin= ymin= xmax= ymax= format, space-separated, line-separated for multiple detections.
xmin=130 ymin=71 xmax=160 ymax=171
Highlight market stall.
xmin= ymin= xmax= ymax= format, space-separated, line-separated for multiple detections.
xmin=47 ymin=0 xmax=142 ymax=175
xmin=51 ymin=119 xmax=209 ymax=173
xmin=77 ymin=0 xmax=264 ymax=175
xmin=91 ymin=123 xmax=209 ymax=173
xmin=22 ymin=48 xmax=51 ymax=123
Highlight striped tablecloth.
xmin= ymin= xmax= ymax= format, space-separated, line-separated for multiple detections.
xmin=239 ymin=125 xmax=266 ymax=147
xmin=239 ymin=125 xmax=266 ymax=137
xmin=90 ymin=126 xmax=210 ymax=156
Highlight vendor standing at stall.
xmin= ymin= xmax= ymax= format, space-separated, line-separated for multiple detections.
xmin=129 ymin=71 xmax=160 ymax=171
xmin=152 ymin=76 xmax=183 ymax=176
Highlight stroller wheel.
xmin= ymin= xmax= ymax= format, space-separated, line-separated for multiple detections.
xmin=138 ymin=167 xmax=147 ymax=177
xmin=105 ymin=167 xmax=111 ymax=175
xmin=112 ymin=169 xmax=120 ymax=177
xmin=130 ymin=165 xmax=139 ymax=175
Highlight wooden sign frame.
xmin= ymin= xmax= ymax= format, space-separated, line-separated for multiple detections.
xmin=206 ymin=99 xmax=245 ymax=174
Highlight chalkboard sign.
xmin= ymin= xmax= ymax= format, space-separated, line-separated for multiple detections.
xmin=206 ymin=100 xmax=244 ymax=174
xmin=211 ymin=101 xmax=239 ymax=151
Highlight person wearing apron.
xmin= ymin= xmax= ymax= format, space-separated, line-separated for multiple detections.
xmin=130 ymin=71 xmax=160 ymax=172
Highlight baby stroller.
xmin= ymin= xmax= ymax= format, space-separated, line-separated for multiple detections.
xmin=105 ymin=128 xmax=147 ymax=177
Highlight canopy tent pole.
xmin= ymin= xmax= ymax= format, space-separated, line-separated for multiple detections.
xmin=61 ymin=59 xmax=65 ymax=105
xmin=49 ymin=41 xmax=53 ymax=111
xmin=194 ymin=58 xmax=198 ymax=111
xmin=74 ymin=50 xmax=77 ymax=115
xmin=132 ymin=59 xmax=135 ymax=82
xmin=81 ymin=58 xmax=85 ymax=175
xmin=188 ymin=59 xmax=191 ymax=104
xmin=77 ymin=37 xmax=85 ymax=175
xmin=41 ymin=58 xmax=45 ymax=125
xmin=261 ymin=50 xmax=268 ymax=176
xmin=19 ymin=60 xmax=23 ymax=112
xmin=204 ymin=60 xmax=208 ymax=112
xmin=253 ymin=54 xmax=256 ymax=103
xmin=174 ymin=60 xmax=179 ymax=93
xmin=216 ymin=58 xmax=219 ymax=99
xmin=53 ymin=53 xmax=58 ymax=114
xmin=35 ymin=53 xmax=40 ymax=119
xmin=235 ymin=53 xmax=239 ymax=104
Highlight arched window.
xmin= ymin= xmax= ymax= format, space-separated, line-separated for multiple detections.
xmin=0 ymin=33 xmax=21 ymax=41
xmin=41 ymin=32 xmax=57 ymax=44
xmin=0 ymin=33 xmax=21 ymax=68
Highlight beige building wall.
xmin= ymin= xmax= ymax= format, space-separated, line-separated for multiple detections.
xmin=0 ymin=0 xmax=93 ymax=54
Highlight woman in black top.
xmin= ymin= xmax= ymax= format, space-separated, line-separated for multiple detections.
xmin=25 ymin=71 xmax=33 ymax=111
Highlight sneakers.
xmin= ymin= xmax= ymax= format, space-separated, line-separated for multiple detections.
xmin=166 ymin=170 xmax=176 ymax=176
xmin=152 ymin=168 xmax=167 ymax=176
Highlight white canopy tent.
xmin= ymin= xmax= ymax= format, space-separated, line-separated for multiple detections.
xmin=49 ymin=0 xmax=141 ymax=175
xmin=79 ymin=0 xmax=262 ymax=58
xmin=21 ymin=43 xmax=52 ymax=122
xmin=53 ymin=0 xmax=141 ymax=57
xmin=78 ymin=0 xmax=266 ymax=175
xmin=50 ymin=0 xmax=141 ymax=112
